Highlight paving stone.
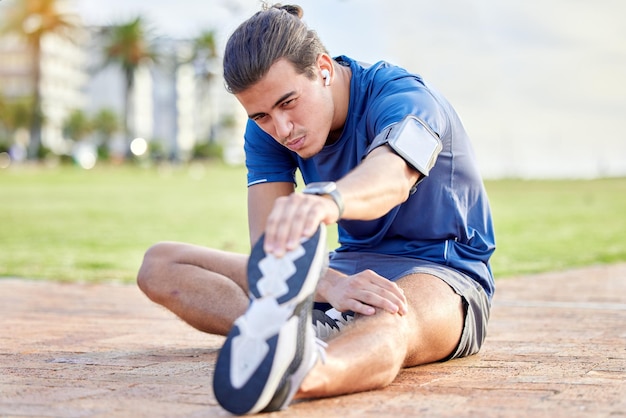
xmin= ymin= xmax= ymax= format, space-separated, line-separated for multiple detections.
xmin=1 ymin=263 xmax=625 ymax=417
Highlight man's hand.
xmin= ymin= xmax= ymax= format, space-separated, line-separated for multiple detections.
xmin=317 ymin=268 xmax=408 ymax=316
xmin=263 ymin=192 xmax=339 ymax=257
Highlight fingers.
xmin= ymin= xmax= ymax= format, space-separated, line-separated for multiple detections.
xmin=324 ymin=270 xmax=408 ymax=317
xmin=351 ymin=276 xmax=408 ymax=316
xmin=263 ymin=195 xmax=306 ymax=257
xmin=264 ymin=193 xmax=336 ymax=257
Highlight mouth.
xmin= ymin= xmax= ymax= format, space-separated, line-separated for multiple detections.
xmin=284 ymin=136 xmax=305 ymax=151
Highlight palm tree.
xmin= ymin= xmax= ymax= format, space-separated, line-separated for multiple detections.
xmin=189 ymin=30 xmax=219 ymax=146
xmin=100 ymin=17 xmax=158 ymax=155
xmin=156 ymin=30 xmax=217 ymax=161
xmin=2 ymin=0 xmax=78 ymax=160
xmin=191 ymin=30 xmax=218 ymax=82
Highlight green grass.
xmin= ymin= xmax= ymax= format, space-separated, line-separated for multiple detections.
xmin=486 ymin=178 xmax=626 ymax=277
xmin=1 ymin=163 xmax=625 ymax=283
xmin=0 ymin=163 xmax=250 ymax=283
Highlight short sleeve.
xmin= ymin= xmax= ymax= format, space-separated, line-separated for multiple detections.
xmin=367 ymin=73 xmax=449 ymax=141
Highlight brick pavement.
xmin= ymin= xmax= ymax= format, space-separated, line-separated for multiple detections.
xmin=1 ymin=263 xmax=625 ymax=417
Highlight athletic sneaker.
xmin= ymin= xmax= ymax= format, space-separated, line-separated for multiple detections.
xmin=213 ymin=224 xmax=328 ymax=415
xmin=312 ymin=308 xmax=355 ymax=341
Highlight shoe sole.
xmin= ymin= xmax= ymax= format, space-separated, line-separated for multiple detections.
xmin=213 ymin=225 xmax=327 ymax=415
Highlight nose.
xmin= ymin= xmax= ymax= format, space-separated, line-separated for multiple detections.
xmin=273 ymin=113 xmax=292 ymax=141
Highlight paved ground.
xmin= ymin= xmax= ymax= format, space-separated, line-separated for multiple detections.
xmin=1 ymin=263 xmax=625 ymax=418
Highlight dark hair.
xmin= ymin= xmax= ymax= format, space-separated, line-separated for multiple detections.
xmin=223 ymin=4 xmax=328 ymax=94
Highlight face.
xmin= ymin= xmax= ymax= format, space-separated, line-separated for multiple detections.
xmin=236 ymin=58 xmax=334 ymax=159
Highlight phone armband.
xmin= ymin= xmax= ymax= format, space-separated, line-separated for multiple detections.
xmin=365 ymin=115 xmax=443 ymax=177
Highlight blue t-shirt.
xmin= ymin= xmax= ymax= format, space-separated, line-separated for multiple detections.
xmin=244 ymin=56 xmax=496 ymax=299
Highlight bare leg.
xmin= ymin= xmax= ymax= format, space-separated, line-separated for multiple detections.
xmin=297 ymin=273 xmax=464 ymax=397
xmin=137 ymin=241 xmax=249 ymax=336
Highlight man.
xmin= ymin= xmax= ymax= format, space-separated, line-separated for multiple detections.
xmin=137 ymin=3 xmax=495 ymax=415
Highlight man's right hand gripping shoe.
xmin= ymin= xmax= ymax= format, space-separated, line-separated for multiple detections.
xmin=213 ymin=224 xmax=328 ymax=415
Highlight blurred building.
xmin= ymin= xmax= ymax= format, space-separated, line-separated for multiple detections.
xmin=0 ymin=29 xmax=88 ymax=156
xmin=0 ymin=17 xmax=244 ymax=164
xmin=77 ymin=27 xmax=244 ymax=163
xmin=81 ymin=26 xmax=154 ymax=158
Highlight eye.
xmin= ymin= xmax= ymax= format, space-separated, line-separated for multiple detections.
xmin=252 ymin=114 xmax=267 ymax=122
xmin=281 ymin=98 xmax=296 ymax=108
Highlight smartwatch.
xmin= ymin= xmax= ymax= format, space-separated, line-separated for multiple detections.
xmin=302 ymin=181 xmax=344 ymax=219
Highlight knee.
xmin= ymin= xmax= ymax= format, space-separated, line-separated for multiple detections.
xmin=354 ymin=311 xmax=408 ymax=384
xmin=136 ymin=242 xmax=173 ymax=301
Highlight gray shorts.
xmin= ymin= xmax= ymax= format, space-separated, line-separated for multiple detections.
xmin=326 ymin=251 xmax=491 ymax=360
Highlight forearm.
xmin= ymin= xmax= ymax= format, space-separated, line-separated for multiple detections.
xmin=247 ymin=182 xmax=295 ymax=247
xmin=337 ymin=146 xmax=421 ymax=220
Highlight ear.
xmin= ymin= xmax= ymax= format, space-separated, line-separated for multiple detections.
xmin=317 ymin=54 xmax=334 ymax=77
xmin=317 ymin=53 xmax=334 ymax=84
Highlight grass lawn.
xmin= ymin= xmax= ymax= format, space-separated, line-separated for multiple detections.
xmin=1 ymin=163 xmax=625 ymax=283
xmin=0 ymin=163 xmax=250 ymax=283
xmin=486 ymin=177 xmax=626 ymax=276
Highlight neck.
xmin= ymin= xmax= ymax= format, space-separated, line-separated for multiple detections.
xmin=327 ymin=62 xmax=352 ymax=144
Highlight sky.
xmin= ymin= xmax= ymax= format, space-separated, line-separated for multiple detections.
xmin=73 ymin=0 xmax=388 ymax=63
xmin=3 ymin=0 xmax=625 ymax=178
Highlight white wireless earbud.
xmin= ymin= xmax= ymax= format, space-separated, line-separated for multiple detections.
xmin=321 ymin=69 xmax=331 ymax=86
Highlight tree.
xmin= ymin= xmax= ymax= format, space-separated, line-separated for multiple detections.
xmin=1 ymin=99 xmax=34 ymax=133
xmin=1 ymin=0 xmax=78 ymax=160
xmin=191 ymin=30 xmax=218 ymax=83
xmin=91 ymin=108 xmax=119 ymax=160
xmin=160 ymin=29 xmax=218 ymax=160
xmin=100 ymin=17 xmax=158 ymax=155
xmin=0 ymin=94 xmax=34 ymax=161
xmin=189 ymin=29 xmax=219 ymax=148
xmin=0 ymin=94 xmax=33 ymax=139
xmin=62 ymin=109 xmax=91 ymax=142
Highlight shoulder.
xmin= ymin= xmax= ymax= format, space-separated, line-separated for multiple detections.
xmin=342 ymin=57 xmax=448 ymax=136
xmin=338 ymin=55 xmax=422 ymax=91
